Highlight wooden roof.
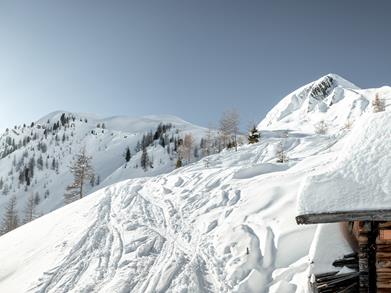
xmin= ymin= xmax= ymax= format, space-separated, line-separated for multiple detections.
xmin=296 ymin=210 xmax=391 ymax=224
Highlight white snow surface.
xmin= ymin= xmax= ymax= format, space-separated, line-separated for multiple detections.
xmin=297 ymin=111 xmax=391 ymax=215
xmin=0 ymin=129 xmax=341 ymax=292
xmin=1 ymin=74 xmax=390 ymax=292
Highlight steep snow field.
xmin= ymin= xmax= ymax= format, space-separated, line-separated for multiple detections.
xmin=0 ymin=129 xmax=344 ymax=292
xmin=1 ymin=74 xmax=390 ymax=292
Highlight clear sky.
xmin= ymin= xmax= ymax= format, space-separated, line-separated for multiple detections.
xmin=1 ymin=0 xmax=391 ymax=130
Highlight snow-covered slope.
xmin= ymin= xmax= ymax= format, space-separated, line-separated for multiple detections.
xmin=258 ymin=73 xmax=391 ymax=133
xmin=1 ymin=74 xmax=390 ymax=292
xmin=0 ymin=111 xmax=210 ymax=223
xmin=0 ymin=125 xmax=346 ymax=292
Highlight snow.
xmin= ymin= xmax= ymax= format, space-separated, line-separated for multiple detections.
xmin=0 ymin=111 xmax=210 ymax=222
xmin=1 ymin=74 xmax=390 ymax=292
xmin=258 ymin=73 xmax=391 ymax=134
xmin=297 ymin=111 xmax=391 ymax=215
xmin=308 ymin=223 xmax=354 ymax=275
xmin=0 ymin=128 xmax=336 ymax=292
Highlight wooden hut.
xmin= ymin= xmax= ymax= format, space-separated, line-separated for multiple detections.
xmin=297 ymin=210 xmax=391 ymax=292
xmin=295 ymin=112 xmax=391 ymax=292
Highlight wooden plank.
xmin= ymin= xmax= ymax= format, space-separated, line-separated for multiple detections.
xmin=296 ymin=210 xmax=391 ymax=225
xmin=376 ymin=268 xmax=391 ymax=273
xmin=376 ymin=251 xmax=391 ymax=255
xmin=376 ymin=261 xmax=391 ymax=268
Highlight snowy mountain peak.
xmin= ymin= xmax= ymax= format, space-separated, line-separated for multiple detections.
xmin=257 ymin=74 xmax=383 ymax=133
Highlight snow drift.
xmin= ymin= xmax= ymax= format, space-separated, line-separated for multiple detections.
xmin=297 ymin=111 xmax=391 ymax=216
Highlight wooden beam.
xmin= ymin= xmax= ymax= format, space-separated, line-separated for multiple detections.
xmin=296 ymin=210 xmax=391 ymax=225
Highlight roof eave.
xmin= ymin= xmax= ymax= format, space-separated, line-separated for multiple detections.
xmin=296 ymin=210 xmax=391 ymax=225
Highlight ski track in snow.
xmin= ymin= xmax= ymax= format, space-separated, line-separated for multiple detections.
xmin=31 ymin=168 xmax=236 ymax=293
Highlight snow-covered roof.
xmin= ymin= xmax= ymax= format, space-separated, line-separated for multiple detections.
xmin=296 ymin=112 xmax=391 ymax=224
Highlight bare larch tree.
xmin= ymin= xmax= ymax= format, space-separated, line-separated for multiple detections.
xmin=219 ymin=109 xmax=240 ymax=151
xmin=276 ymin=141 xmax=288 ymax=163
xmin=64 ymin=148 xmax=95 ymax=204
xmin=1 ymin=195 xmax=19 ymax=235
xmin=23 ymin=193 xmax=37 ymax=224
xmin=179 ymin=133 xmax=194 ymax=163
xmin=372 ymin=93 xmax=386 ymax=113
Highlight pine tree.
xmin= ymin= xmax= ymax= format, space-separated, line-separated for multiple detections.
xmin=125 ymin=147 xmax=131 ymax=162
xmin=248 ymin=126 xmax=260 ymax=144
xmin=1 ymin=195 xmax=19 ymax=235
xmin=23 ymin=193 xmax=36 ymax=224
xmin=140 ymin=147 xmax=150 ymax=171
xmin=37 ymin=154 xmax=44 ymax=170
xmin=64 ymin=148 xmax=95 ymax=204
xmin=176 ymin=157 xmax=182 ymax=168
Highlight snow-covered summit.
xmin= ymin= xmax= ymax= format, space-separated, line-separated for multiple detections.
xmin=37 ymin=111 xmax=201 ymax=133
xmin=258 ymin=73 xmax=390 ymax=133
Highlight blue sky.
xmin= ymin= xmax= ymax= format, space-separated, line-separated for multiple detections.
xmin=1 ymin=0 xmax=391 ymax=130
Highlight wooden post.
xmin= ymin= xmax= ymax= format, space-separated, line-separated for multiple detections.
xmin=368 ymin=221 xmax=378 ymax=292
xmin=359 ymin=221 xmax=370 ymax=292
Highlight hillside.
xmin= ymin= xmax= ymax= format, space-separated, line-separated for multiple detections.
xmin=0 ymin=127 xmax=340 ymax=292
xmin=0 ymin=112 xmax=213 ymax=227
xmin=0 ymin=74 xmax=390 ymax=292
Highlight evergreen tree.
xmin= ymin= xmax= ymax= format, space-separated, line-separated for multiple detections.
xmin=37 ymin=154 xmax=44 ymax=170
xmin=64 ymin=148 xmax=95 ymax=204
xmin=60 ymin=113 xmax=67 ymax=126
xmin=176 ymin=157 xmax=182 ymax=168
xmin=248 ymin=126 xmax=260 ymax=144
xmin=34 ymin=192 xmax=41 ymax=205
xmin=125 ymin=147 xmax=131 ymax=162
xmin=1 ymin=195 xmax=18 ymax=235
xmin=140 ymin=147 xmax=150 ymax=171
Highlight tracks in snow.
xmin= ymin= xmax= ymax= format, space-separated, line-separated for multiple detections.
xmin=32 ymin=171 xmax=229 ymax=292
xmin=32 ymin=193 xmax=124 ymax=293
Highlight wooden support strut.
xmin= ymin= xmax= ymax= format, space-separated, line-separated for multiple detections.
xmin=368 ymin=221 xmax=378 ymax=292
